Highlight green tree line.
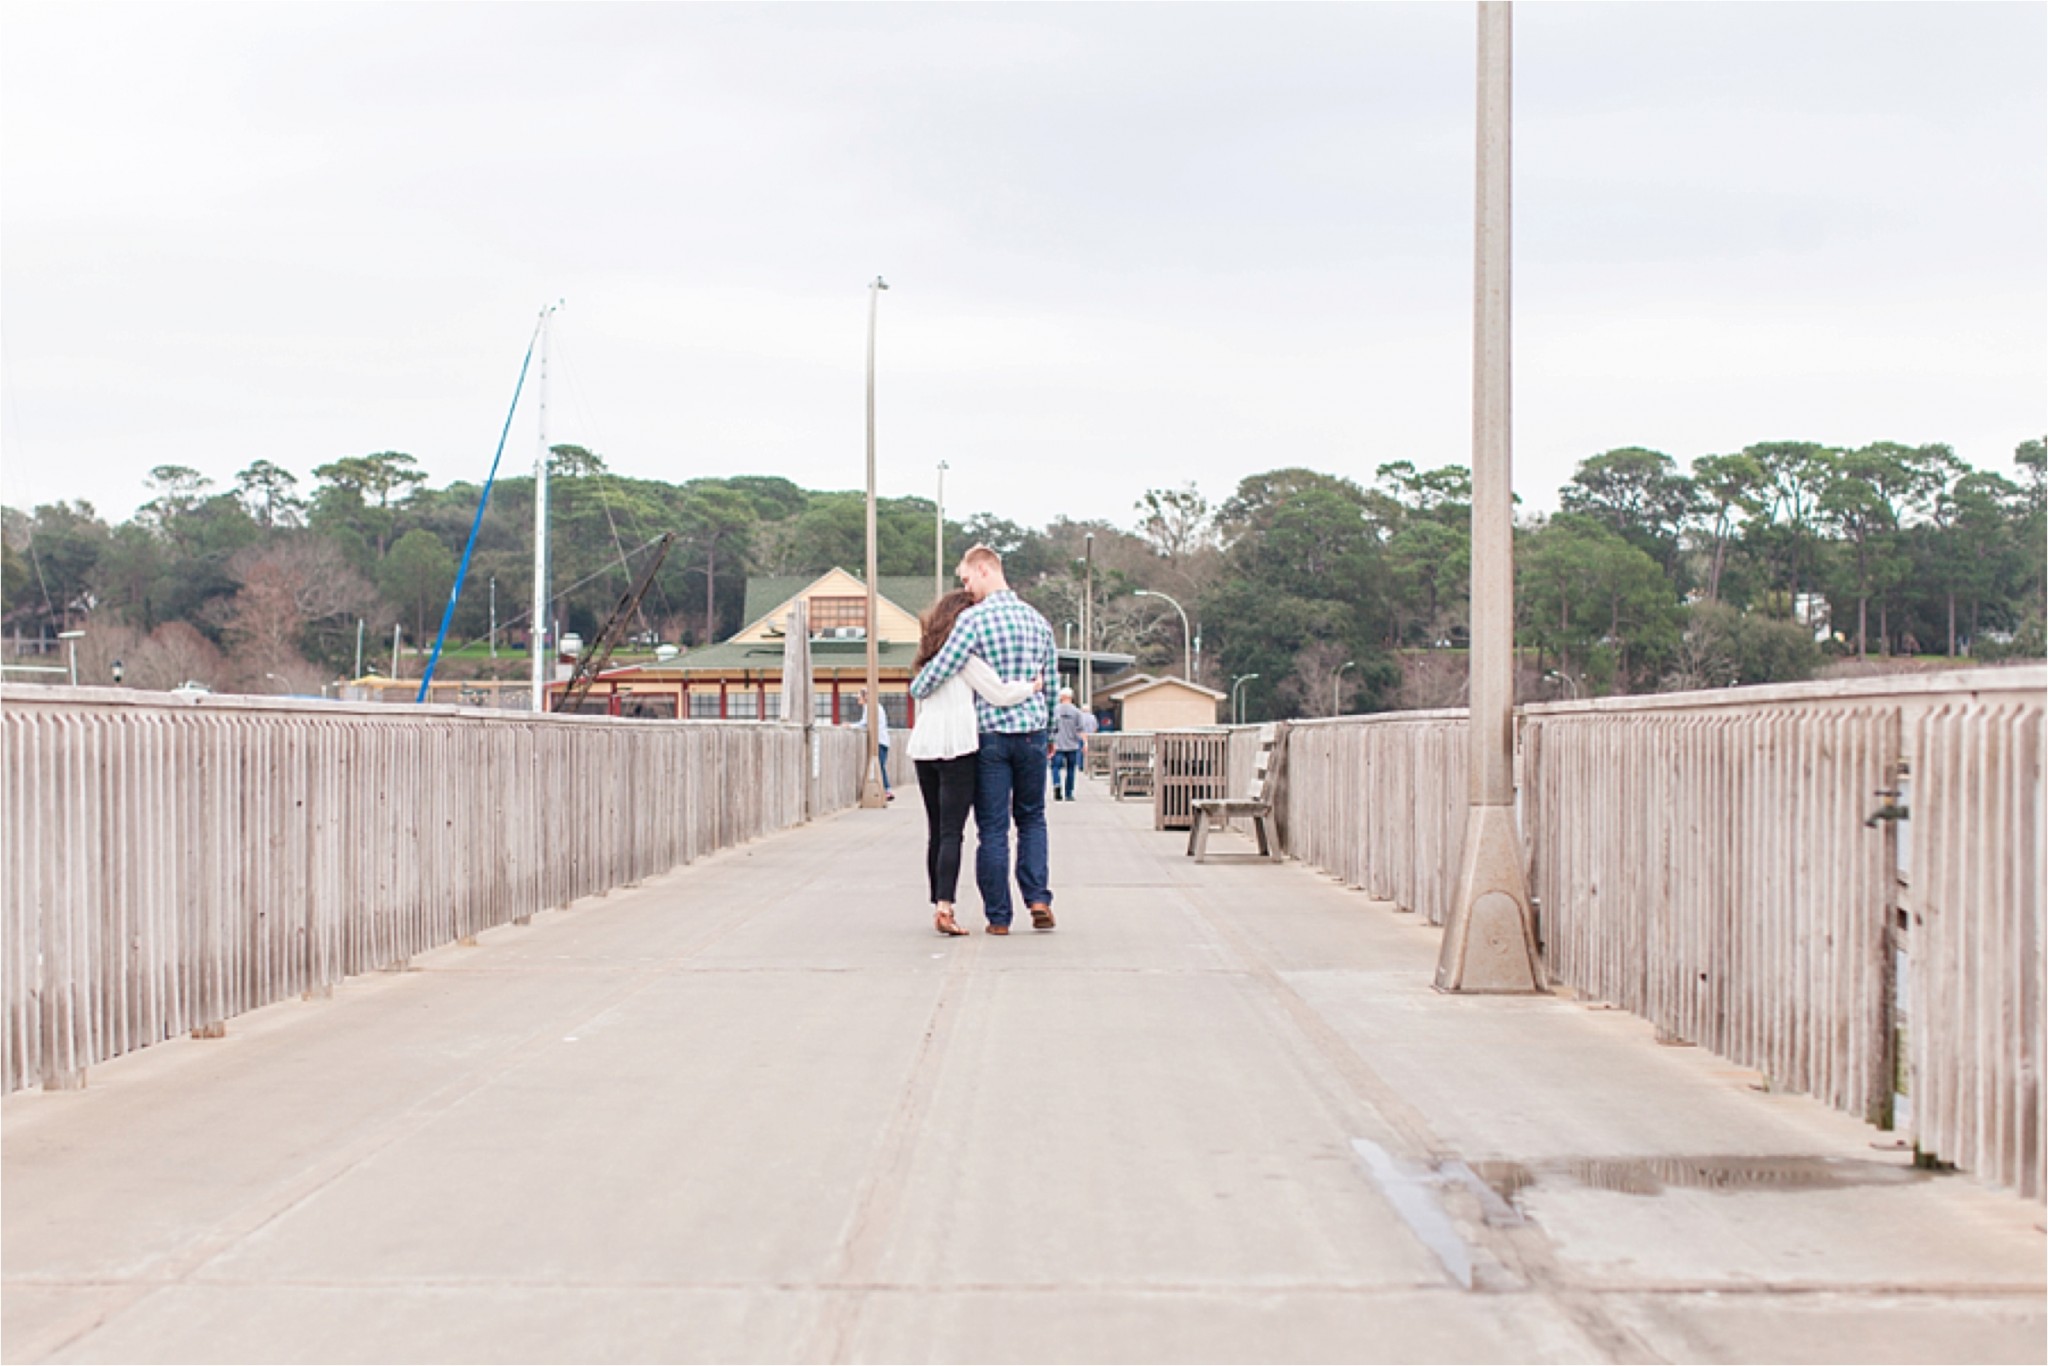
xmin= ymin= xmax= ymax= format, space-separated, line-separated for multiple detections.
xmin=4 ymin=436 xmax=2041 ymax=710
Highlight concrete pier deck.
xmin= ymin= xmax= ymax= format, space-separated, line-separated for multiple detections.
xmin=4 ymin=780 xmax=2042 ymax=1363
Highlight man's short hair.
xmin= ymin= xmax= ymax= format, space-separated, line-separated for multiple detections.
xmin=959 ymin=544 xmax=1003 ymax=574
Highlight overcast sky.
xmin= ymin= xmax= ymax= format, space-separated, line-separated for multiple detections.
xmin=3 ymin=2 xmax=2043 ymax=535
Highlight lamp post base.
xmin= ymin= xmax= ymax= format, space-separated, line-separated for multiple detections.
xmin=1434 ymin=801 xmax=1545 ymax=994
xmin=859 ymin=765 xmax=889 ymax=810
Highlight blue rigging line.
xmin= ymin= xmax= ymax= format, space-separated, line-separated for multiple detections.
xmin=415 ymin=316 xmax=545 ymax=703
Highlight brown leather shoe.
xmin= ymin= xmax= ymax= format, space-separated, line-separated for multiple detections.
xmin=1029 ymin=903 xmax=1055 ymax=931
xmin=986 ymin=924 xmax=1010 ymax=936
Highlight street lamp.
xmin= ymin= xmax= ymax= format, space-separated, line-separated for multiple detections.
xmin=110 ymin=659 xmax=124 ymax=685
xmin=1230 ymin=671 xmax=1259 ymax=725
xmin=1334 ymin=660 xmax=1356 ymax=715
xmin=861 ymin=275 xmax=890 ymax=809
xmin=1544 ymin=670 xmax=1579 ymax=699
xmin=57 ymin=630 xmax=83 ymax=686
xmin=934 ymin=460 xmax=949 ymax=605
xmin=1081 ymin=533 xmax=1095 ymax=708
xmin=1436 ymin=1 xmax=1542 ymax=994
xmin=1133 ymin=589 xmax=1193 ymax=682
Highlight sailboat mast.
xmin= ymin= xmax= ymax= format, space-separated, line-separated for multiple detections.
xmin=530 ymin=304 xmax=557 ymax=711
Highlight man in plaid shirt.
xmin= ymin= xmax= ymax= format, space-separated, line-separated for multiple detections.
xmin=910 ymin=545 xmax=1059 ymax=934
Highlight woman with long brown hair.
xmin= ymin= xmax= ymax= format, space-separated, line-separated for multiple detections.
xmin=905 ymin=589 xmax=1042 ymax=936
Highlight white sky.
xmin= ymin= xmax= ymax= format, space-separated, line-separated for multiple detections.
xmin=3 ymin=2 xmax=2043 ymax=533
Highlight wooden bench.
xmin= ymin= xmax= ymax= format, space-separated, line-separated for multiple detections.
xmin=1187 ymin=724 xmax=1282 ymax=863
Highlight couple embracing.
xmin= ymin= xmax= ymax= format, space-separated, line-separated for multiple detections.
xmin=905 ymin=545 xmax=1058 ymax=938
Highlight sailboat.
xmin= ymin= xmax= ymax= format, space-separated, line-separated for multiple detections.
xmin=412 ymin=302 xmax=562 ymax=708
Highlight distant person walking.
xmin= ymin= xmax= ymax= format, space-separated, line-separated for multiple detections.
xmin=910 ymin=545 xmax=1059 ymax=934
xmin=905 ymin=590 xmax=1043 ymax=937
xmin=1048 ymin=686 xmax=1088 ymax=801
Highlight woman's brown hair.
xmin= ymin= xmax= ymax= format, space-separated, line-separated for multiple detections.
xmin=914 ymin=589 xmax=977 ymax=670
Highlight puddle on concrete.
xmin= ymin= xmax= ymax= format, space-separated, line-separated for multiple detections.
xmin=1469 ymin=1154 xmax=1932 ymax=1201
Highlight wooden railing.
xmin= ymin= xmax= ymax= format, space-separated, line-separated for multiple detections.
xmin=2 ymin=689 xmax=865 ymax=1094
xmin=1267 ymin=667 xmax=2044 ymax=1196
xmin=1280 ymin=710 xmax=1469 ymax=928
xmin=1524 ymin=696 xmax=1899 ymax=1127
xmin=1899 ymin=688 xmax=2043 ymax=1196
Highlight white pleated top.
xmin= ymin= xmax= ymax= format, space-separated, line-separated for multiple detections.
xmin=906 ymin=656 xmax=1039 ymax=761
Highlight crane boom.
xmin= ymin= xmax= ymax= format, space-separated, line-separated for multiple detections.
xmin=552 ymin=532 xmax=677 ymax=714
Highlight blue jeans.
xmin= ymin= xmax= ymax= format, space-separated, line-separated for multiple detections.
xmin=1050 ymin=747 xmax=1080 ymax=799
xmin=974 ymin=729 xmax=1051 ymax=927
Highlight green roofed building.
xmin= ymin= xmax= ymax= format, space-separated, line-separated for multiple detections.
xmin=546 ymin=567 xmax=1136 ymax=722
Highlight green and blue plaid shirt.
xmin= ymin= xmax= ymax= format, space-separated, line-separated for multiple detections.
xmin=910 ymin=590 xmax=1057 ymax=735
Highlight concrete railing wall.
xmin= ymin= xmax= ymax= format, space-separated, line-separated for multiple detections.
xmin=1269 ymin=667 xmax=2044 ymax=1197
xmin=2 ymin=690 xmax=866 ymax=1094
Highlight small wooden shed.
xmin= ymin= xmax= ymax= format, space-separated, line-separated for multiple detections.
xmin=1111 ymin=676 xmax=1225 ymax=731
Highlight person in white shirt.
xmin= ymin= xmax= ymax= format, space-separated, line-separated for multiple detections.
xmin=907 ymin=590 xmax=1042 ymax=936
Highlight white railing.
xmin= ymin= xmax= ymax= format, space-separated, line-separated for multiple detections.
xmin=1269 ymin=667 xmax=2044 ymax=1197
xmin=2 ymin=689 xmax=865 ymax=1093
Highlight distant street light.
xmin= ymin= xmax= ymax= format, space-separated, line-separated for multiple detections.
xmin=934 ymin=460 xmax=949 ymax=605
xmin=861 ymin=274 xmax=889 ymax=809
xmin=1133 ymin=589 xmax=1193 ymax=682
xmin=1230 ymin=671 xmax=1260 ymax=725
xmin=1081 ymin=533 xmax=1095 ymax=708
xmin=1334 ymin=660 xmax=1356 ymax=715
xmin=57 ymin=630 xmax=83 ymax=686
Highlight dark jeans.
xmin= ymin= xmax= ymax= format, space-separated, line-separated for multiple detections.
xmin=1050 ymin=747 xmax=1080 ymax=799
xmin=916 ymin=755 xmax=977 ymax=905
xmin=974 ymin=729 xmax=1051 ymax=926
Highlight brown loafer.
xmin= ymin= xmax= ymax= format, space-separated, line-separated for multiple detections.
xmin=1029 ymin=903 xmax=1055 ymax=931
xmin=986 ymin=924 xmax=1009 ymax=936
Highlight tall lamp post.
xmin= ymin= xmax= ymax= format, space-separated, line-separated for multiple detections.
xmin=1080 ymin=533 xmax=1095 ymax=708
xmin=861 ymin=275 xmax=890 ymax=809
xmin=1133 ymin=589 xmax=1192 ymax=681
xmin=934 ymin=460 xmax=949 ymax=605
xmin=1230 ymin=672 xmax=1259 ymax=725
xmin=58 ymin=630 xmax=83 ymax=686
xmin=1436 ymin=0 xmax=1543 ymax=994
xmin=1334 ymin=660 xmax=1356 ymax=715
